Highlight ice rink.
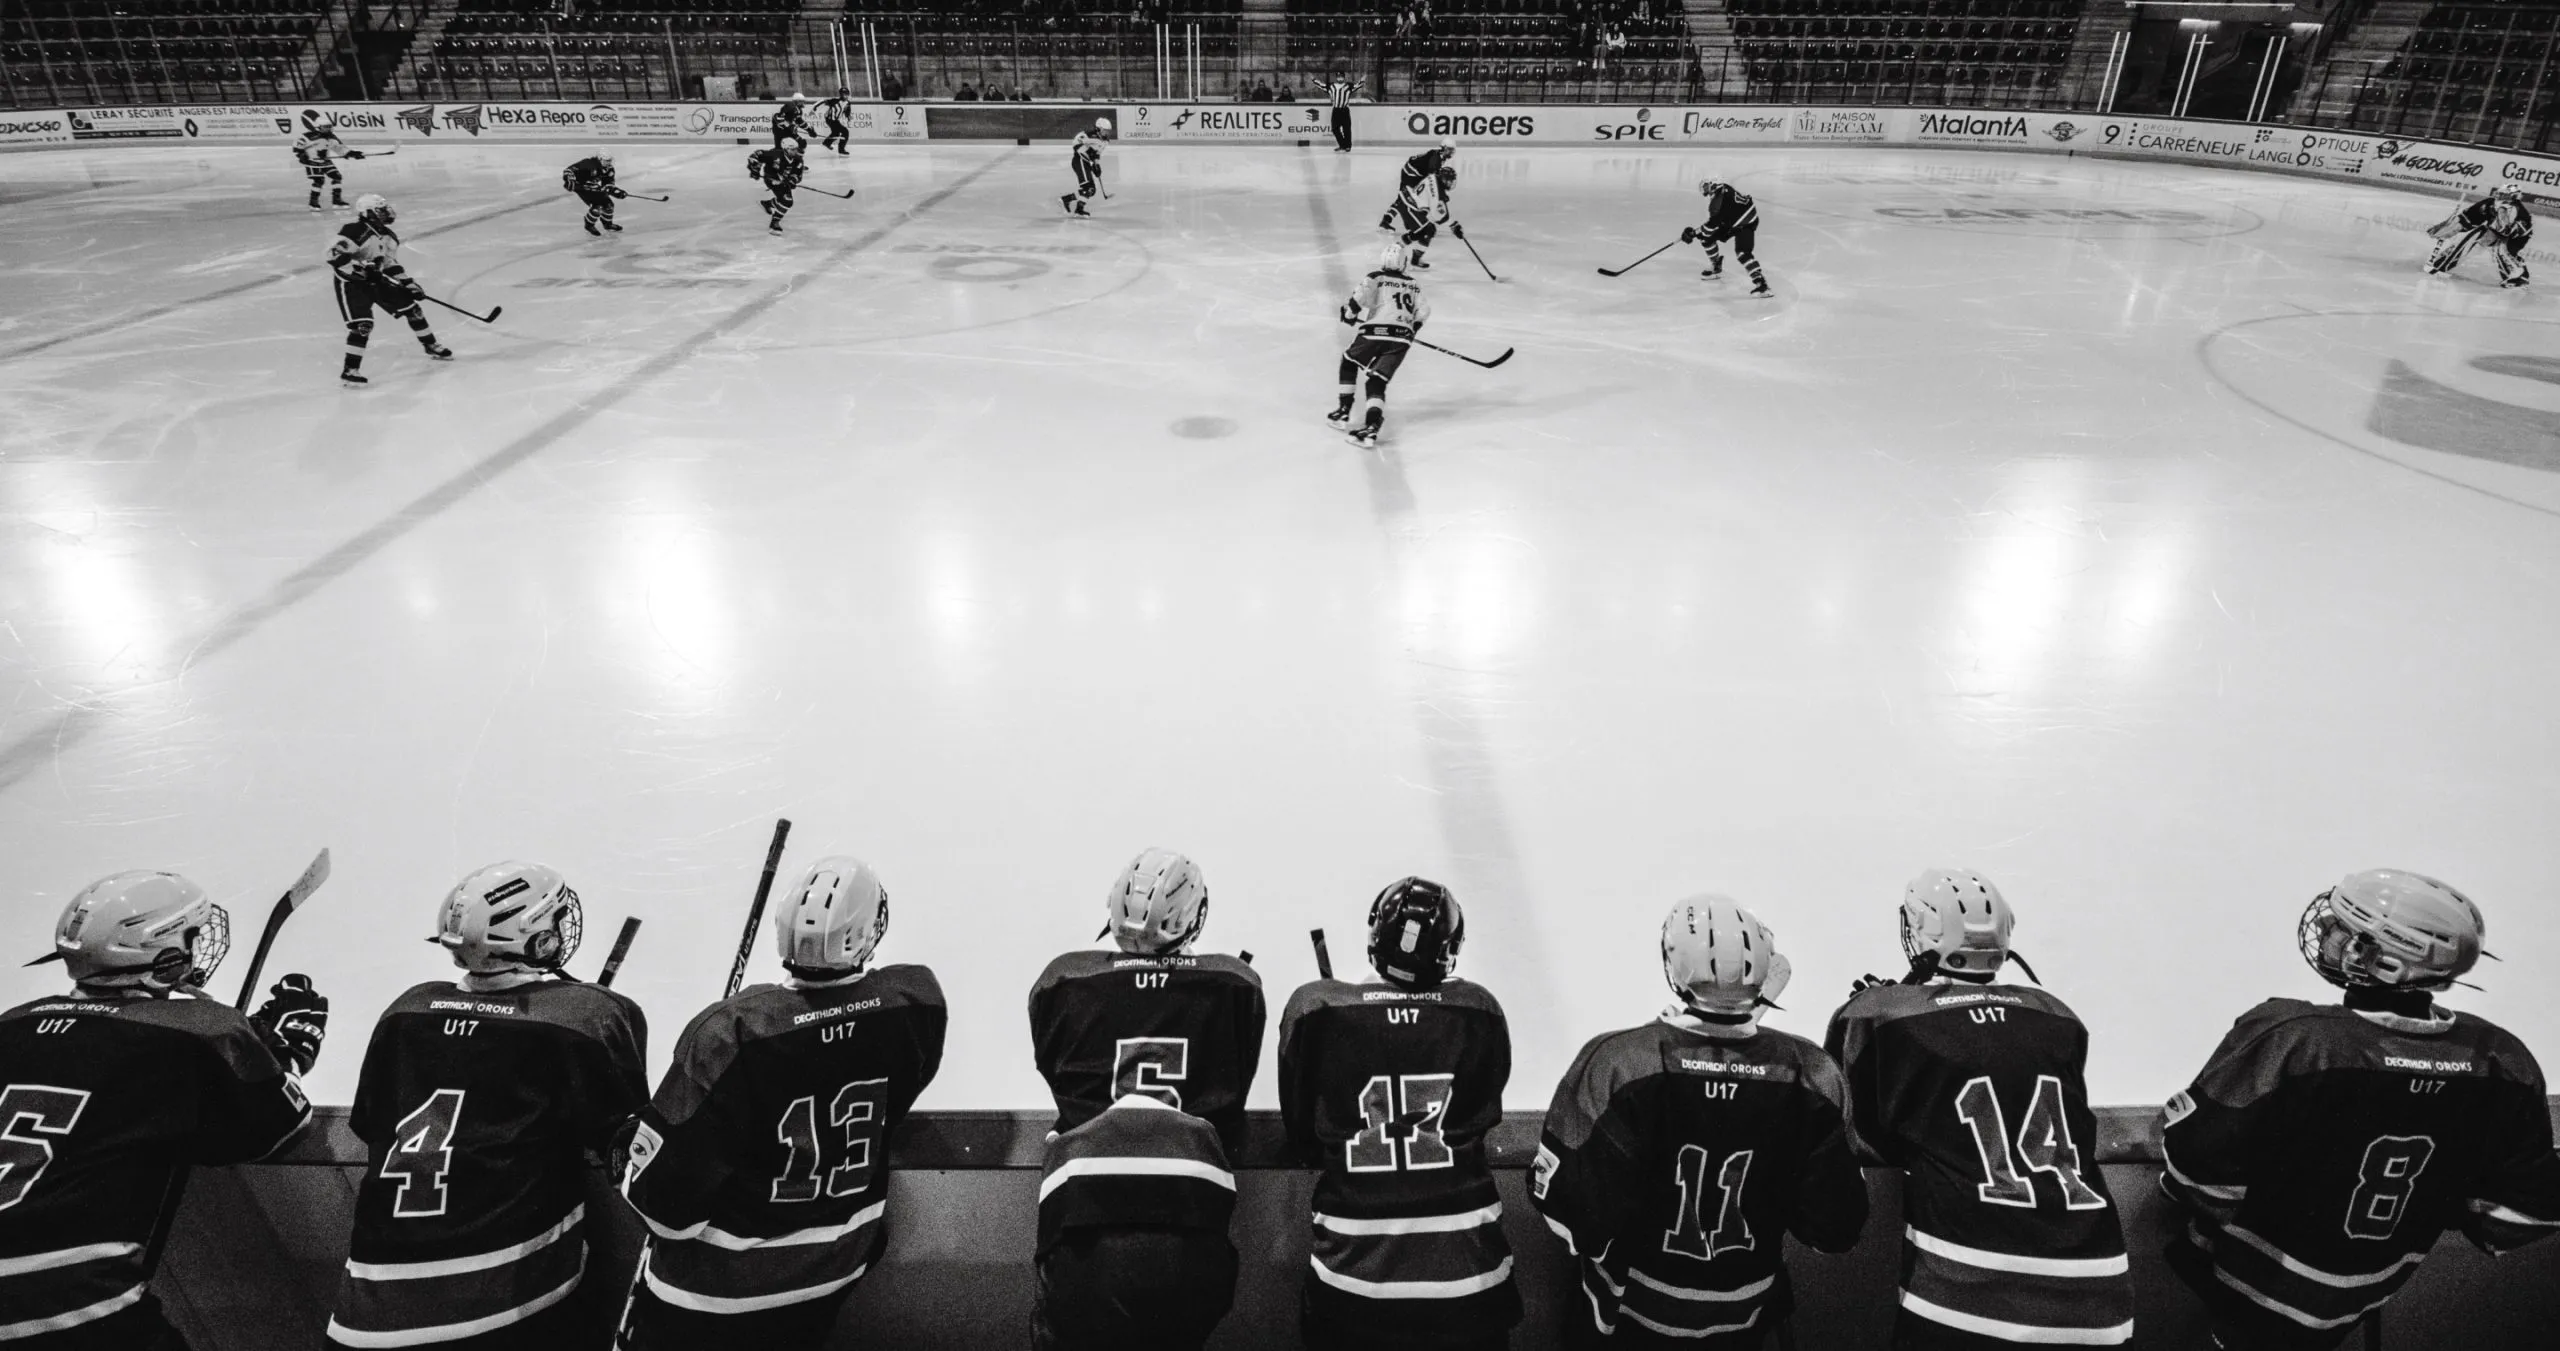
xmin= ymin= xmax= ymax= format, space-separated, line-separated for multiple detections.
xmin=1 ymin=138 xmax=2554 ymax=1111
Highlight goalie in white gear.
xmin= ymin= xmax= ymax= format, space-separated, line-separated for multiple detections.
xmin=2162 ymin=871 xmax=2560 ymax=1350
xmin=3 ymin=873 xmax=321 ymax=1350
xmin=1533 ymin=897 xmax=1866 ymax=1344
xmin=2427 ymin=183 xmax=2533 ymax=287
xmin=1331 ymin=241 xmax=1432 ymax=447
xmin=620 ymin=855 xmax=945 ymax=1348
xmin=328 ymin=863 xmax=646 ymax=1350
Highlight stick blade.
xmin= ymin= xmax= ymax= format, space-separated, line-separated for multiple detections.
xmin=282 ymin=848 xmax=332 ymax=913
xmin=483 ymin=305 xmax=503 ymax=323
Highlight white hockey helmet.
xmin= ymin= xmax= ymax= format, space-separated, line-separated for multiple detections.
xmin=1439 ymin=135 xmax=1456 ymax=153
xmin=1661 ymin=894 xmax=1790 ymax=1017
xmin=780 ymin=136 xmax=805 ymax=154
xmin=432 ymin=861 xmax=583 ymax=975
xmin=1900 ymin=868 xmax=2014 ymax=977
xmin=773 ymin=855 xmax=889 ymax=978
xmin=1106 ymin=848 xmax=1208 ymax=954
xmin=353 ymin=193 xmax=394 ymax=227
xmin=2492 ymin=184 xmax=2524 ymax=202
xmin=32 ymin=871 xmax=230 ymax=991
xmin=2299 ymin=869 xmax=2484 ymax=991
xmin=1377 ymin=241 xmax=1408 ymax=274
xmin=1096 ymin=116 xmax=1114 ymax=134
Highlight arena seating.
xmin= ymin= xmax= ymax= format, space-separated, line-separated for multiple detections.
xmin=1723 ymin=0 xmax=2081 ymax=106
xmin=1 ymin=0 xmax=324 ymax=102
xmin=2355 ymin=2 xmax=2560 ymax=149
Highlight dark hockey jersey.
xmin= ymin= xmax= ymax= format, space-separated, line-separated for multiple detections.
xmin=328 ymin=977 xmax=646 ymax=1348
xmin=1398 ymin=147 xmax=1452 ymax=198
xmin=0 ymin=991 xmax=308 ymax=1340
xmin=1036 ymin=1094 xmax=1236 ymax=1257
xmin=1699 ymin=184 xmax=1759 ymax=240
xmin=1028 ymin=949 xmax=1264 ymax=1157
xmin=748 ymin=149 xmax=805 ymax=191
xmin=1533 ymin=1012 xmax=1867 ymax=1343
xmin=1826 ymin=980 xmax=2133 ymax=1346
xmin=2161 ymin=998 xmax=2560 ymax=1333
xmin=1278 ymin=977 xmax=1519 ymax=1343
xmin=562 ymin=156 xmax=615 ymax=194
xmin=2453 ymin=194 xmax=2534 ymax=244
xmin=623 ymin=965 xmax=945 ymax=1314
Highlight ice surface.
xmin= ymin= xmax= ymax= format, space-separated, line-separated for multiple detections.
xmin=1 ymin=140 xmax=2554 ymax=1111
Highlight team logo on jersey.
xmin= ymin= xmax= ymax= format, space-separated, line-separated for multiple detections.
xmin=395 ymin=106 xmax=436 ymax=136
xmin=1530 ymin=1143 xmax=1558 ymax=1199
xmin=623 ymin=1122 xmax=663 ymax=1186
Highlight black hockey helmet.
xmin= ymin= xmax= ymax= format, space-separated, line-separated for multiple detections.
xmin=1368 ymin=876 xmax=1464 ymax=989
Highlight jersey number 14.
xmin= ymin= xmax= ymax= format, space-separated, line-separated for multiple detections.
xmin=1954 ymin=1075 xmax=2107 ymax=1211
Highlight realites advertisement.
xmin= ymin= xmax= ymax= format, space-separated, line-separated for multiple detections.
xmin=1119 ymin=103 xmax=1329 ymax=142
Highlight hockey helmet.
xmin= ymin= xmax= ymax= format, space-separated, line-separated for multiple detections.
xmin=1377 ymin=241 xmax=1408 ymax=274
xmin=1439 ymin=136 xmax=1456 ymax=153
xmin=2492 ymin=184 xmax=2524 ymax=201
xmin=2299 ymin=869 xmax=2484 ymax=991
xmin=432 ymin=861 xmax=583 ymax=975
xmin=353 ymin=193 xmax=395 ymax=228
xmin=1900 ymin=868 xmax=2014 ymax=978
xmin=31 ymin=871 xmax=230 ymax=991
xmin=1369 ymin=876 xmax=1464 ymax=989
xmin=1661 ymin=895 xmax=1791 ymax=1017
xmin=1700 ymin=178 xmax=1728 ymax=198
xmin=773 ymin=855 xmax=889 ymax=979
xmin=1106 ymin=848 xmax=1208 ymax=955
xmin=1096 ymin=116 xmax=1114 ymax=134
xmin=780 ymin=136 xmax=805 ymax=155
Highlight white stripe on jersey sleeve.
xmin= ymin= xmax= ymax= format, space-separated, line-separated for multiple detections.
xmin=1626 ymin=1269 xmax=1774 ymax=1304
xmin=0 ymin=1284 xmax=145 ymax=1340
xmin=324 ymin=1267 xmax=581 ymax=1348
xmin=2209 ymin=1267 xmax=2391 ymax=1332
xmin=1312 ymin=1202 xmax=1504 ymax=1236
xmin=1622 ymin=1305 xmax=1762 ymax=1340
xmin=0 ymin=1241 xmax=139 ymax=1278
xmin=643 ymin=1258 xmax=869 ymax=1314
xmin=1899 ymin=1291 xmax=2134 ymax=1345
xmin=1906 ymin=1225 xmax=2130 ymax=1278
xmin=1036 ymin=1155 xmax=1235 ymax=1201
xmin=2220 ymin=1224 xmax=2427 ymax=1288
xmin=341 ymin=1203 xmax=582 ymax=1281
xmin=1308 ymin=1252 xmax=1514 ymax=1299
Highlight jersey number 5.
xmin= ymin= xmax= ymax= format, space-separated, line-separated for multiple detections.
xmin=1112 ymin=1038 xmax=1190 ymax=1111
xmin=0 ymin=1084 xmax=91 ymax=1212
xmin=773 ymin=1079 xmax=889 ymax=1203
xmin=1347 ymin=1073 xmax=1455 ymax=1173
xmin=1954 ymin=1075 xmax=2107 ymax=1211
xmin=1663 ymin=1146 xmax=1756 ymax=1260
xmin=384 ymin=1088 xmax=466 ymax=1219
xmin=2345 ymin=1135 xmax=2436 ymax=1241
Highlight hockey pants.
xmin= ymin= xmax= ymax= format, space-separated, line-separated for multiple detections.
xmin=763 ymin=187 xmax=797 ymax=228
xmin=576 ymin=188 xmax=617 ymax=234
xmin=1033 ymin=1227 xmax=1237 ymax=1351
xmin=2430 ymin=227 xmax=2529 ymax=285
xmin=824 ymin=120 xmax=850 ymax=153
xmin=1337 ymin=336 xmax=1411 ymax=433
xmin=1700 ymin=222 xmax=1768 ymax=289
xmin=306 ymin=165 xmax=345 ymax=209
xmin=335 ymin=277 xmax=440 ymax=374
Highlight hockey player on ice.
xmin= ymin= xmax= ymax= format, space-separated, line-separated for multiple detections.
xmin=1279 ymin=878 xmax=1521 ymax=1351
xmin=562 ymin=153 xmax=624 ymax=236
xmin=328 ymin=195 xmax=452 ymax=385
xmin=2159 ymin=870 xmax=2560 ymax=1350
xmin=2427 ymin=184 xmax=2534 ymax=287
xmin=1333 ymin=242 xmax=1431 ymax=448
xmin=1379 ymin=137 xmax=1461 ymax=270
xmin=771 ymin=94 xmax=814 ymax=150
xmin=326 ymin=863 xmax=648 ymax=1351
xmin=818 ymin=88 xmax=855 ymax=155
xmin=294 ymin=118 xmax=366 ymax=212
xmin=1533 ymin=897 xmax=1868 ymax=1347
xmin=750 ymin=139 xmax=809 ymax=235
xmin=0 ymin=872 xmax=324 ymax=1351
xmin=620 ymin=857 xmax=946 ymax=1349
xmin=1025 ymin=849 xmax=1263 ymax=1351
xmin=1823 ymin=870 xmax=2136 ymax=1349
xmin=1061 ymin=118 xmax=1112 ymax=217
xmin=1687 ymin=179 xmax=1771 ymax=296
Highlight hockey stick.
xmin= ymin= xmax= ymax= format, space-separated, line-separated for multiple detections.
xmin=620 ymin=192 xmax=671 ymax=203
xmin=1412 ymin=335 xmax=1513 ymax=369
xmin=724 ymin=818 xmax=794 ymax=998
xmin=233 ymin=847 xmax=333 ymax=1009
xmin=419 ymin=293 xmax=503 ymax=324
xmin=802 ymin=185 xmax=857 ymax=200
xmin=1310 ymin=928 xmax=1335 ymax=980
xmin=1598 ymin=240 xmax=1680 ymax=277
xmin=596 ymin=917 xmax=643 ymax=988
xmin=1455 ymin=226 xmax=1500 ymax=282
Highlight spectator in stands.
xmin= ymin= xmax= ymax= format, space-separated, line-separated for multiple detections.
xmin=957 ymin=82 xmax=980 ymax=101
xmin=882 ymin=72 xmax=906 ymax=102
xmin=1249 ymin=80 xmax=1274 ymax=102
xmin=1276 ymin=84 xmax=1297 ymax=102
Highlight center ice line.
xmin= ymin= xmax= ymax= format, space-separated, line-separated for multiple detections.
xmin=0 ymin=147 xmax=741 ymax=366
xmin=0 ymin=149 xmax=1020 ymax=797
xmin=1298 ymin=149 xmax=1550 ymax=1011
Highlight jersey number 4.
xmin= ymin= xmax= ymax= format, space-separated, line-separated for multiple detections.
xmin=1954 ymin=1075 xmax=2107 ymax=1211
xmin=1664 ymin=1146 xmax=1755 ymax=1260
xmin=1347 ymin=1073 xmax=1455 ymax=1173
xmin=773 ymin=1079 xmax=889 ymax=1203
xmin=0 ymin=1084 xmax=91 ymax=1212
xmin=384 ymin=1089 xmax=466 ymax=1218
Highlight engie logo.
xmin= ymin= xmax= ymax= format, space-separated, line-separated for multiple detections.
xmin=1407 ymin=111 xmax=1535 ymax=138
xmin=1594 ymin=107 xmax=1662 ymax=141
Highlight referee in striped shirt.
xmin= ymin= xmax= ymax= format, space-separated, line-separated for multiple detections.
xmin=1324 ymin=75 xmax=1363 ymax=153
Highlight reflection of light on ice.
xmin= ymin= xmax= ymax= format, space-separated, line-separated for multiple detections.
xmin=2102 ymin=527 xmax=2188 ymax=668
xmin=616 ymin=477 xmax=734 ymax=708
xmin=1400 ymin=527 xmax=1537 ymax=672
xmin=1952 ymin=458 xmax=2088 ymax=701
xmin=24 ymin=464 xmax=169 ymax=679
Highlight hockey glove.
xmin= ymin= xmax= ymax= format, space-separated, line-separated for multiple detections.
xmin=397 ymin=277 xmax=428 ymax=304
xmin=611 ymin=188 xmax=627 ymax=198
xmin=1449 ymin=221 xmax=1465 ymax=240
xmin=251 ymin=973 xmax=329 ymax=1076
xmin=1681 ymin=227 xmax=1699 ymax=244
xmin=1848 ymin=972 xmax=1894 ymax=998
xmin=1339 ymin=300 xmax=1361 ymax=326
xmin=345 ymin=150 xmax=366 ymax=160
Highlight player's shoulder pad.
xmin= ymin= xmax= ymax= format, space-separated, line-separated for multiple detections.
xmin=505 ymin=977 xmax=644 ymax=1043
xmin=1571 ymin=1022 xmax=1678 ymax=1097
xmin=122 ymin=994 xmax=280 ymax=1078
xmin=1032 ymin=947 xmax=1120 ymax=993
xmin=2446 ymin=1010 xmax=2550 ymax=1089
xmin=861 ymin=962 xmax=948 ymax=1008
xmin=1749 ymin=1024 xmax=1852 ymax=1105
xmin=1286 ymin=977 xmax=1503 ymax=1022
